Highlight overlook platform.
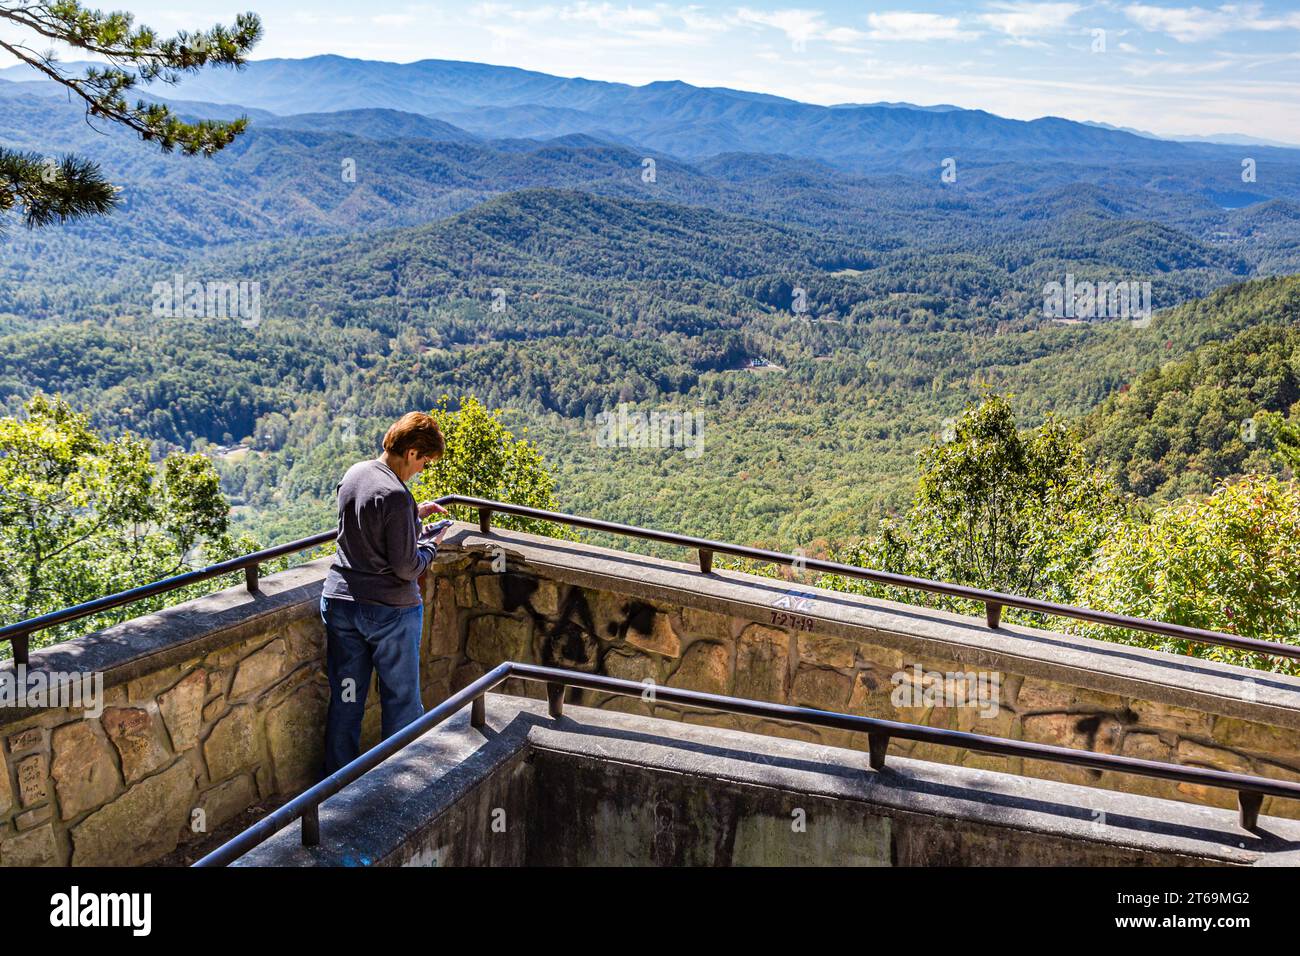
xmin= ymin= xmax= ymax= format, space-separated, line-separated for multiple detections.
xmin=3 ymin=512 xmax=1300 ymax=866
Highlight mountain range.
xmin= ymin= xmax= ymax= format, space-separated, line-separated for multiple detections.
xmin=4 ymin=56 xmax=1298 ymax=172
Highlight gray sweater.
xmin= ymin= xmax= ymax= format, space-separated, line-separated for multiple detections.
xmin=322 ymin=459 xmax=433 ymax=607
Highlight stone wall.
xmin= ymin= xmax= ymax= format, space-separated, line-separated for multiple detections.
xmin=0 ymin=555 xmax=470 ymax=867
xmin=7 ymin=518 xmax=1300 ymax=867
xmin=438 ymin=526 xmax=1300 ymax=823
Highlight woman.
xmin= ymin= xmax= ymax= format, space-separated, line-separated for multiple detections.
xmin=319 ymin=411 xmax=450 ymax=774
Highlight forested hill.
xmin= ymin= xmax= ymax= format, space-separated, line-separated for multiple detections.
xmin=3 ymin=74 xmax=1298 ymax=326
xmin=1082 ymin=276 xmax=1300 ymax=501
xmin=2 ymin=183 xmax=1297 ymax=546
xmin=3 ymin=184 xmax=1261 ymax=347
xmin=212 ymin=188 xmax=874 ymax=323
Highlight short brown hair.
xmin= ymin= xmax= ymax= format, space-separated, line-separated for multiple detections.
xmin=383 ymin=412 xmax=445 ymax=459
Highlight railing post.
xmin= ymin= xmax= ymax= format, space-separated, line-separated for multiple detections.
xmin=301 ymin=803 xmax=320 ymax=847
xmin=698 ymin=548 xmax=714 ymax=574
xmin=479 ymin=508 xmax=493 ymax=534
xmin=546 ymin=682 xmax=565 ymax=718
xmin=985 ymin=601 xmax=1003 ymax=629
xmin=11 ymin=632 xmax=29 ymax=666
xmin=867 ymin=732 xmax=890 ymax=771
xmin=244 ymin=564 xmax=260 ymax=594
xmin=471 ymin=695 xmax=486 ymax=729
xmin=1239 ymin=790 xmax=1264 ymax=831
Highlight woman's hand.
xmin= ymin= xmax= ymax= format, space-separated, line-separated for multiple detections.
xmin=418 ymin=500 xmax=449 ymax=519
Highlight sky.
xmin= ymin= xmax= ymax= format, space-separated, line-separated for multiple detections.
xmin=2 ymin=1 xmax=1299 ymax=138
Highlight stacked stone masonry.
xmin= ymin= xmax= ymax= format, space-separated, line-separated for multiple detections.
xmin=445 ymin=552 xmax=1300 ymax=823
xmin=0 ymin=558 xmax=469 ymax=866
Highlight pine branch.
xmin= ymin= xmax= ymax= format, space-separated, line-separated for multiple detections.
xmin=0 ymin=147 xmax=118 ymax=228
xmin=0 ymin=2 xmax=262 ymax=228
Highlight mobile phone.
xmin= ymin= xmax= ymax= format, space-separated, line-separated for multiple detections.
xmin=419 ymin=518 xmax=454 ymax=543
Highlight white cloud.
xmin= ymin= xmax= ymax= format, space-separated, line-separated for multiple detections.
xmin=679 ymin=7 xmax=733 ymax=33
xmin=470 ymin=2 xmax=733 ymax=33
xmin=1123 ymin=3 xmax=1300 ymax=43
xmin=824 ymin=25 xmax=868 ymax=44
xmin=980 ymin=2 xmax=1082 ymax=38
xmin=735 ymin=8 xmax=833 ymax=46
xmin=561 ymin=2 xmax=666 ymax=29
xmin=734 ymin=7 xmax=893 ymax=47
xmin=471 ymin=3 xmax=561 ymax=23
xmin=1000 ymin=35 xmax=1052 ymax=48
xmin=1123 ymin=4 xmax=1228 ymax=41
xmin=864 ymin=11 xmax=974 ymax=41
xmin=738 ymin=7 xmax=826 ymax=46
xmin=1122 ymin=57 xmax=1234 ymax=76
xmin=289 ymin=12 xmax=361 ymax=26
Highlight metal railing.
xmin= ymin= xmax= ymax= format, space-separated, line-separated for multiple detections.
xmin=448 ymin=495 xmax=1300 ymax=661
xmin=4 ymin=493 xmax=1300 ymax=665
xmin=0 ymin=530 xmax=336 ymax=665
xmin=194 ymin=661 xmax=1300 ymax=865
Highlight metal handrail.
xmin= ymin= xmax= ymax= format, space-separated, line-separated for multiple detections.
xmin=444 ymin=495 xmax=1300 ymax=661
xmin=0 ymin=529 xmax=337 ymax=664
xmin=194 ymin=661 xmax=1300 ymax=866
xmin=4 ymin=493 xmax=1300 ymax=665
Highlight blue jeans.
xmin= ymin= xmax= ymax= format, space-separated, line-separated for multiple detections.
xmin=321 ymin=595 xmax=425 ymax=774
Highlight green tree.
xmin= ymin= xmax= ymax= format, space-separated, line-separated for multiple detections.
xmin=0 ymin=393 xmax=257 ymax=653
xmin=0 ymin=1 xmax=261 ymax=229
xmin=410 ymin=395 xmax=572 ymax=538
xmin=1257 ymin=404 xmax=1300 ymax=472
xmin=1076 ymin=474 xmax=1300 ymax=673
xmin=831 ymin=395 xmax=1130 ymax=618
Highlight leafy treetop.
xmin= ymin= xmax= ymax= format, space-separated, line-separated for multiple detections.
xmin=1077 ymin=474 xmax=1300 ymax=673
xmin=0 ymin=392 xmax=258 ymax=653
xmin=832 ymin=393 xmax=1129 ymax=613
xmin=409 ymin=395 xmax=574 ymax=540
